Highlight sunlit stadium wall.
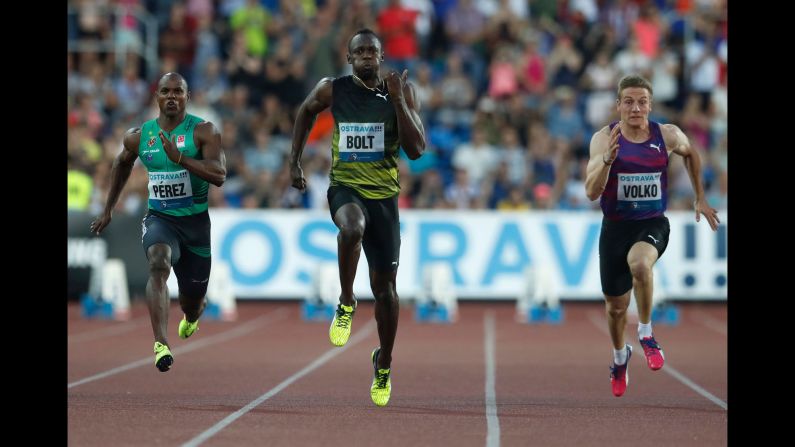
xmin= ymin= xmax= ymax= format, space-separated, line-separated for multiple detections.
xmin=68 ymin=209 xmax=727 ymax=301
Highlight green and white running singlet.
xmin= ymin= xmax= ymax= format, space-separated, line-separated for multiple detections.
xmin=330 ymin=76 xmax=401 ymax=199
xmin=138 ymin=114 xmax=209 ymax=216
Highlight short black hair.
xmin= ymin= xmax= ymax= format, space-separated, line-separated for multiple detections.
xmin=347 ymin=28 xmax=381 ymax=52
xmin=158 ymin=72 xmax=188 ymax=91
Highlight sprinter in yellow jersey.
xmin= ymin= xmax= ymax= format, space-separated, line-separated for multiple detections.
xmin=289 ymin=29 xmax=426 ymax=407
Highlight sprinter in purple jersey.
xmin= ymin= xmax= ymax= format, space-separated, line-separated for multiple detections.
xmin=584 ymin=74 xmax=719 ymax=397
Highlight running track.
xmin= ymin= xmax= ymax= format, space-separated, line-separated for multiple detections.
xmin=68 ymin=301 xmax=727 ymax=446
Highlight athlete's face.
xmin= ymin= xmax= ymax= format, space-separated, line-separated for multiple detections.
xmin=616 ymin=87 xmax=651 ymax=127
xmin=347 ymin=34 xmax=383 ymax=81
xmin=157 ymin=77 xmax=188 ymax=118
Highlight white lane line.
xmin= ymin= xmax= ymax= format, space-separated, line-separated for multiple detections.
xmin=586 ymin=311 xmax=727 ymax=410
xmin=690 ymin=310 xmax=727 ymax=336
xmin=663 ymin=364 xmax=728 ymax=410
xmin=484 ymin=311 xmax=500 ymax=447
xmin=181 ymin=320 xmax=378 ymax=447
xmin=69 ymin=317 xmax=149 ymax=344
xmin=68 ymin=308 xmax=290 ymax=389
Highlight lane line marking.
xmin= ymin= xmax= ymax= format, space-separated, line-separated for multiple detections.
xmin=181 ymin=320 xmax=377 ymax=447
xmin=69 ymin=317 xmax=149 ymax=344
xmin=690 ymin=310 xmax=727 ymax=336
xmin=68 ymin=308 xmax=290 ymax=389
xmin=586 ymin=311 xmax=727 ymax=410
xmin=484 ymin=311 xmax=501 ymax=447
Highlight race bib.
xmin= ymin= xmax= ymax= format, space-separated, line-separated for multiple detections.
xmin=148 ymin=170 xmax=194 ymax=210
xmin=338 ymin=122 xmax=385 ymax=162
xmin=617 ymin=172 xmax=663 ymax=211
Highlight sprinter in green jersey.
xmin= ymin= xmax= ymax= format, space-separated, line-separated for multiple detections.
xmin=90 ymin=72 xmax=227 ymax=372
xmin=290 ymin=29 xmax=426 ymax=407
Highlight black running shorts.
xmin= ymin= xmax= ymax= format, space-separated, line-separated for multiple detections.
xmin=599 ymin=215 xmax=670 ymax=297
xmin=328 ymin=185 xmax=401 ymax=273
xmin=141 ymin=210 xmax=212 ymax=299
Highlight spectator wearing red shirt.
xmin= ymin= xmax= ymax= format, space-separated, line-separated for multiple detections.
xmin=377 ymin=0 xmax=420 ymax=73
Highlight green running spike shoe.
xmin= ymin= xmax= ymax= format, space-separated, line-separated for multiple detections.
xmin=370 ymin=347 xmax=391 ymax=407
xmin=154 ymin=342 xmax=173 ymax=372
xmin=329 ymin=302 xmax=356 ymax=347
xmin=178 ymin=316 xmax=199 ymax=339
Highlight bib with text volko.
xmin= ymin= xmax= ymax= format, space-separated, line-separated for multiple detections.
xmin=148 ymin=170 xmax=194 ymax=210
xmin=617 ymin=172 xmax=663 ymax=211
xmin=339 ymin=122 xmax=385 ymax=162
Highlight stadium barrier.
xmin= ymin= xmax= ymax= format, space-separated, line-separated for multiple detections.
xmin=69 ymin=209 xmax=727 ymax=301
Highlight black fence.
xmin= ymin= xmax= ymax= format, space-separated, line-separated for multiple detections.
xmin=67 ymin=210 xmax=149 ymax=300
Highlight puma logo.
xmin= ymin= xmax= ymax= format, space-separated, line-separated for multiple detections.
xmin=647 ymin=235 xmax=659 ymax=244
xmin=650 ymin=143 xmax=661 ymax=152
xmin=375 ymin=93 xmax=389 ymax=101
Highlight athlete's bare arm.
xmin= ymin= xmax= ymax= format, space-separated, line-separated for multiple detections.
xmin=158 ymin=121 xmax=226 ymax=187
xmin=290 ymin=77 xmax=334 ymax=192
xmin=385 ymin=69 xmax=426 ymax=160
xmin=90 ymin=128 xmax=141 ymax=235
xmin=662 ymin=124 xmax=720 ymax=230
xmin=585 ymin=123 xmax=621 ymax=201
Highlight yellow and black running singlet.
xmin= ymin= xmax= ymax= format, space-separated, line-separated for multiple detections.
xmin=330 ymin=76 xmax=400 ymax=199
xmin=138 ymin=114 xmax=209 ymax=216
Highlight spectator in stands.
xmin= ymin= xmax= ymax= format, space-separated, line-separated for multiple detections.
xmin=230 ymin=0 xmax=271 ymax=57
xmin=452 ymin=126 xmax=499 ymax=188
xmin=68 ymin=155 xmax=95 ymax=211
xmin=376 ymin=0 xmax=420 ymax=73
xmin=67 ymin=0 xmax=727 ymax=217
xmin=159 ymin=1 xmax=198 ymax=76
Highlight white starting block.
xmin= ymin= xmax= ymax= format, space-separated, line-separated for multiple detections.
xmin=81 ymin=258 xmax=131 ymax=321
xmin=414 ymin=263 xmax=458 ymax=323
xmin=651 ymin=265 xmax=679 ymax=325
xmin=629 ymin=265 xmax=679 ymax=326
xmin=301 ymin=262 xmax=341 ymax=321
xmin=516 ymin=265 xmax=563 ymax=324
xmin=204 ymin=260 xmax=238 ymax=321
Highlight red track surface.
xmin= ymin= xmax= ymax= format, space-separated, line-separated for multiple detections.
xmin=68 ymin=301 xmax=727 ymax=446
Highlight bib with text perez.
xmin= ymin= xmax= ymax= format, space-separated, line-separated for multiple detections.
xmin=616 ymin=172 xmax=663 ymax=211
xmin=339 ymin=122 xmax=385 ymax=162
xmin=148 ymin=170 xmax=194 ymax=210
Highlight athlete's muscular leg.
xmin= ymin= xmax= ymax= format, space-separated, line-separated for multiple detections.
xmin=178 ymin=293 xmax=207 ymax=323
xmin=174 ymin=254 xmax=211 ymax=323
xmin=334 ymin=203 xmax=366 ymax=307
xmin=370 ymin=269 xmax=399 ymax=369
xmin=605 ymin=291 xmax=631 ymax=350
xmin=146 ymin=243 xmax=173 ymax=346
xmin=627 ymin=242 xmax=659 ymax=326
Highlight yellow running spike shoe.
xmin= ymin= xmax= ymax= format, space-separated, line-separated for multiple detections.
xmin=154 ymin=342 xmax=173 ymax=372
xmin=178 ymin=316 xmax=199 ymax=339
xmin=370 ymin=347 xmax=391 ymax=407
xmin=329 ymin=302 xmax=356 ymax=347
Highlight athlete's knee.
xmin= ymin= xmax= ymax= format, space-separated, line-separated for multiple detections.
xmin=371 ymin=280 xmax=397 ymax=303
xmin=147 ymin=245 xmax=172 ymax=274
xmin=338 ymin=223 xmax=365 ymax=244
xmin=628 ymin=259 xmax=653 ymax=280
xmin=606 ymin=300 xmax=628 ymax=320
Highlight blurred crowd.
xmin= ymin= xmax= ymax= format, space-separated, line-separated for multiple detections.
xmin=67 ymin=0 xmax=728 ymax=215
